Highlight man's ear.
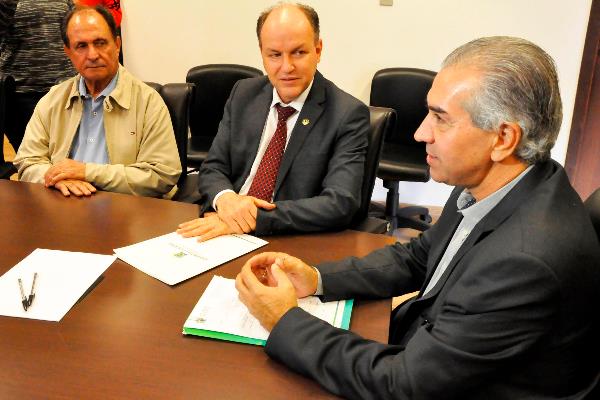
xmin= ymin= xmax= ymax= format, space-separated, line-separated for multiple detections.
xmin=315 ymin=38 xmax=323 ymax=62
xmin=491 ymin=122 xmax=522 ymax=162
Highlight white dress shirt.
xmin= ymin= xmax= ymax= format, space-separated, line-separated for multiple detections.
xmin=213 ymin=80 xmax=314 ymax=209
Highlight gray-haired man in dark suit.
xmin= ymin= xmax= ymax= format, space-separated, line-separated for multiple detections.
xmin=236 ymin=36 xmax=600 ymax=399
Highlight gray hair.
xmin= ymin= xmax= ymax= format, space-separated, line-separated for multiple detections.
xmin=442 ymin=36 xmax=562 ymax=164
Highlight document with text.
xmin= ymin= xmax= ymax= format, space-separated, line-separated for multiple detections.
xmin=0 ymin=249 xmax=115 ymax=321
xmin=114 ymin=233 xmax=268 ymax=285
xmin=183 ymin=275 xmax=353 ymax=346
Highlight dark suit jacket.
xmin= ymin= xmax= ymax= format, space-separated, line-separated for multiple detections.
xmin=197 ymin=71 xmax=369 ymax=235
xmin=266 ymin=160 xmax=600 ymax=399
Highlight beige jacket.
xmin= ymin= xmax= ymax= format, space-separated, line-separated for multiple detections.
xmin=14 ymin=66 xmax=181 ymax=197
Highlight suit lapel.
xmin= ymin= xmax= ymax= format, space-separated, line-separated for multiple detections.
xmin=241 ymin=81 xmax=273 ymax=183
xmin=424 ymin=204 xmax=463 ymax=283
xmin=273 ymin=72 xmax=327 ymax=196
xmin=418 ymin=161 xmax=554 ymax=300
xmin=419 ymin=221 xmax=489 ymax=300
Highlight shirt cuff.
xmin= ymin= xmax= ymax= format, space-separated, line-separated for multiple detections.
xmin=213 ymin=189 xmax=236 ymax=211
xmin=313 ymin=266 xmax=323 ymax=295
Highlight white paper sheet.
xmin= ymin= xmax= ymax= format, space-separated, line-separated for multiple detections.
xmin=184 ymin=276 xmax=348 ymax=341
xmin=114 ymin=232 xmax=268 ymax=285
xmin=0 ymin=249 xmax=116 ymax=321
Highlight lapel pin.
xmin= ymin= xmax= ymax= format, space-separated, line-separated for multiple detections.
xmin=302 ymin=118 xmax=310 ymax=126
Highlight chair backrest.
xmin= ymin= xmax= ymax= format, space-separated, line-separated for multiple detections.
xmin=370 ymin=68 xmax=436 ymax=147
xmin=146 ymin=82 xmax=194 ymax=184
xmin=185 ymin=64 xmax=263 ymax=138
xmin=584 ymin=187 xmax=600 ymax=241
xmin=351 ymin=106 xmax=395 ymax=226
xmin=0 ymin=73 xmax=15 ymax=136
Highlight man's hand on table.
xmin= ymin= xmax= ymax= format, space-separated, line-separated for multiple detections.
xmin=177 ymin=191 xmax=277 ymax=241
xmin=53 ymin=179 xmax=97 ymax=197
xmin=177 ymin=212 xmax=236 ymax=242
xmin=44 ymin=159 xmax=86 ymax=187
xmin=215 ymin=192 xmax=276 ymax=233
xmin=44 ymin=159 xmax=95 ymax=197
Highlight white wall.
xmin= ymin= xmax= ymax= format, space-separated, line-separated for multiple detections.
xmin=122 ymin=0 xmax=592 ymax=206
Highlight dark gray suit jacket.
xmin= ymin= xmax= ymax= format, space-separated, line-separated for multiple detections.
xmin=197 ymin=71 xmax=369 ymax=235
xmin=266 ymin=160 xmax=600 ymax=399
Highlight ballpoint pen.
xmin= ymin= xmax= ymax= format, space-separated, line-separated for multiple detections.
xmin=17 ymin=278 xmax=28 ymax=311
xmin=28 ymin=272 xmax=37 ymax=307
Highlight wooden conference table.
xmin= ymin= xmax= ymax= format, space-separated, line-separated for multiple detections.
xmin=0 ymin=180 xmax=394 ymax=399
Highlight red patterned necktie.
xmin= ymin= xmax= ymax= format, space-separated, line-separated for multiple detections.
xmin=247 ymin=103 xmax=296 ymax=201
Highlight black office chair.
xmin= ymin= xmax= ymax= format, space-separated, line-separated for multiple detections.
xmin=584 ymin=187 xmax=600 ymax=241
xmin=370 ymin=67 xmax=436 ymax=232
xmin=0 ymin=73 xmax=16 ymax=179
xmin=185 ymin=64 xmax=263 ymax=169
xmin=352 ymin=106 xmax=395 ymax=233
xmin=146 ymin=82 xmax=199 ymax=202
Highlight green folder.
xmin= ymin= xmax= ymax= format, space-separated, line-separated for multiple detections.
xmin=183 ymin=299 xmax=354 ymax=347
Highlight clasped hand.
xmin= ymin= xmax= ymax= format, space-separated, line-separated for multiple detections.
xmin=215 ymin=192 xmax=276 ymax=233
xmin=177 ymin=193 xmax=276 ymax=241
xmin=235 ymin=252 xmax=318 ymax=331
xmin=44 ymin=159 xmax=95 ymax=197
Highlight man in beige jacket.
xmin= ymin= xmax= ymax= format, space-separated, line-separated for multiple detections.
xmin=14 ymin=5 xmax=180 ymax=197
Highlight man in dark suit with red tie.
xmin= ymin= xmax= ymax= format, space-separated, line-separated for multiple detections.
xmin=178 ymin=3 xmax=369 ymax=240
xmin=236 ymin=36 xmax=600 ymax=399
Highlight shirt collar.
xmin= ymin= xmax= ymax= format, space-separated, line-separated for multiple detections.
xmin=458 ymin=165 xmax=534 ymax=219
xmin=78 ymin=71 xmax=119 ymax=99
xmin=270 ymin=78 xmax=314 ymax=110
